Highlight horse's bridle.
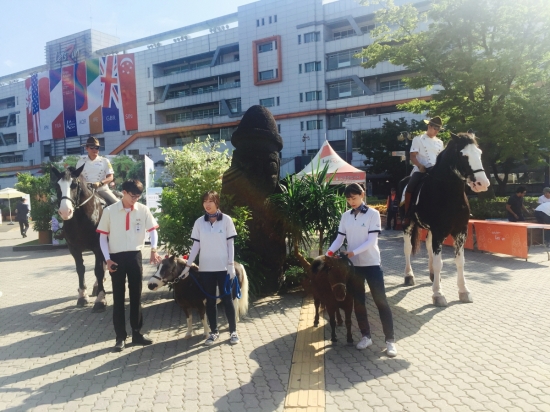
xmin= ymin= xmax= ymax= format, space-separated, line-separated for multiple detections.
xmin=59 ymin=179 xmax=96 ymax=210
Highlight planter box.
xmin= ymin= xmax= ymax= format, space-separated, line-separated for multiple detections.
xmin=38 ymin=231 xmax=52 ymax=245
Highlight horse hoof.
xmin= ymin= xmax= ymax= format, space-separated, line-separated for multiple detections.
xmin=404 ymin=276 xmax=415 ymax=286
xmin=183 ymin=334 xmax=192 ymax=340
xmin=429 ymin=273 xmax=435 ymax=282
xmin=91 ymin=302 xmax=106 ymax=313
xmin=459 ymin=292 xmax=473 ymax=303
xmin=313 ymin=321 xmax=319 ymax=327
xmin=432 ymin=296 xmax=448 ymax=307
xmin=91 ymin=285 xmax=98 ymax=297
xmin=76 ymin=298 xmax=89 ymax=307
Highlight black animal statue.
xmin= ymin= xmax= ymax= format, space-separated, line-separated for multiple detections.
xmin=221 ymin=105 xmax=286 ymax=290
xmin=402 ymin=133 xmax=490 ymax=306
xmin=147 ymin=256 xmax=249 ymax=338
xmin=51 ymin=165 xmax=107 ymax=312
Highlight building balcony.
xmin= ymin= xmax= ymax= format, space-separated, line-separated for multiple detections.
xmin=153 ymin=61 xmax=240 ymax=88
xmin=154 ymin=87 xmax=241 ymax=111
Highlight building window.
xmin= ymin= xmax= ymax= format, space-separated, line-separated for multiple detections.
xmin=260 ymin=97 xmax=275 ymax=107
xmin=226 ymin=98 xmax=242 ymax=113
xmin=148 ymin=91 xmax=152 ymax=101
xmin=327 ymin=49 xmax=364 ymax=71
xmin=299 ymin=93 xmax=303 ymax=102
xmin=17 ymin=115 xmax=19 ymax=124
xmin=258 ymin=42 xmax=273 ymax=53
xmin=149 ymin=114 xmax=153 ymax=124
xmin=256 ymin=19 xmax=260 ymax=27
xmin=306 ymin=120 xmax=323 ymax=130
xmin=304 ymin=31 xmax=320 ymax=43
xmin=269 ymin=16 xmax=272 ymax=24
xmin=361 ymin=24 xmax=376 ymax=34
xmin=277 ymin=124 xmax=281 ymax=133
xmin=379 ymin=79 xmax=408 ymax=92
xmin=305 ymin=61 xmax=322 ymax=72
xmin=274 ymin=15 xmax=277 ymax=23
xmin=328 ymin=112 xmax=365 ymax=130
xmin=258 ymin=70 xmax=274 ymax=81
xmin=333 ymin=29 xmax=355 ymax=40
xmin=262 ymin=18 xmax=265 ymax=26
xmin=276 ymin=96 xmax=280 ymax=106
xmin=299 ymin=64 xmax=302 ymax=73
xmin=328 ymin=80 xmax=363 ymax=100
xmin=305 ymin=91 xmax=323 ymax=101
xmin=300 ymin=121 xmax=304 ymax=131
xmin=147 ymin=67 xmax=150 ymax=78
xmin=298 ymin=34 xmax=301 ymax=44
xmin=128 ymin=149 xmax=139 ymax=155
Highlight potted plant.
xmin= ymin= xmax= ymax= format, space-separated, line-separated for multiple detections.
xmin=32 ymin=200 xmax=55 ymax=244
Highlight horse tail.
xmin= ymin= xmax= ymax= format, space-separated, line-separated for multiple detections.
xmin=236 ymin=263 xmax=249 ymax=318
xmin=410 ymin=224 xmax=421 ymax=255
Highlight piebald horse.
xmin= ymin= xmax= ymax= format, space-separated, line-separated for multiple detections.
xmin=51 ymin=165 xmax=107 ymax=312
xmin=403 ymin=133 xmax=490 ymax=306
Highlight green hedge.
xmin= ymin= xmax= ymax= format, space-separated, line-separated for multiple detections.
xmin=469 ymin=197 xmax=539 ymax=220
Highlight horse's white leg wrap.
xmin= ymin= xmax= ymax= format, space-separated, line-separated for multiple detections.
xmin=184 ymin=313 xmax=193 ymax=339
xmin=95 ymin=290 xmax=106 ymax=304
xmin=202 ymin=315 xmax=209 ymax=337
xmin=427 ymin=232 xmax=434 ymax=277
xmin=431 ymin=251 xmax=444 ymax=297
xmin=404 ymin=233 xmax=414 ymax=277
xmin=455 ymin=246 xmax=472 ymax=302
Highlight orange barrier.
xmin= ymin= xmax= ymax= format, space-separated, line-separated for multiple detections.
xmin=419 ymin=221 xmax=475 ymax=250
xmin=472 ymin=220 xmax=530 ymax=259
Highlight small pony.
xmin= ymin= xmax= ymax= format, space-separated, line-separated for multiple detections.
xmin=147 ymin=256 xmax=249 ymax=339
xmin=309 ymin=254 xmax=354 ymax=345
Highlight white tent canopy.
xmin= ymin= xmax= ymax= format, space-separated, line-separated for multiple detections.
xmin=296 ymin=140 xmax=366 ymax=185
xmin=0 ymin=187 xmax=27 ymax=224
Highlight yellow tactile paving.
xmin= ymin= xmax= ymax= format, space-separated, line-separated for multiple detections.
xmin=284 ymin=296 xmax=326 ymax=412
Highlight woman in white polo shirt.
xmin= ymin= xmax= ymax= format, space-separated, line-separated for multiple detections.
xmin=180 ymin=191 xmax=239 ymax=346
xmin=326 ymin=183 xmax=397 ymax=357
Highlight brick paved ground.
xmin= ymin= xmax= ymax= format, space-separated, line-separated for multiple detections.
xmin=0 ymin=225 xmax=549 ymax=411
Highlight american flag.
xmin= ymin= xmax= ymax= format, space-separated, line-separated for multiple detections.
xmin=30 ymin=74 xmax=40 ymax=141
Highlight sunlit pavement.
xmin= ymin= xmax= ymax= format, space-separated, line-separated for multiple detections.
xmin=0 ymin=225 xmax=549 ymax=411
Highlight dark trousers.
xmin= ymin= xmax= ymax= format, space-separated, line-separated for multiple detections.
xmin=18 ymin=220 xmax=29 ymax=236
xmin=202 ymin=271 xmax=236 ymax=334
xmin=535 ymin=211 xmax=550 ymax=244
xmin=349 ymin=265 xmax=394 ymax=342
xmin=386 ymin=210 xmax=398 ymax=229
xmin=508 ymin=213 xmax=525 ymax=222
xmin=110 ymin=251 xmax=144 ymax=341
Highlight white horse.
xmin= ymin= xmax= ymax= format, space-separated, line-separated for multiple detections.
xmin=402 ymin=133 xmax=490 ymax=306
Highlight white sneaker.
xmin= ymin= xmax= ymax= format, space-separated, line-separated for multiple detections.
xmin=229 ymin=332 xmax=240 ymax=345
xmin=204 ymin=332 xmax=219 ymax=346
xmin=386 ymin=341 xmax=397 ymax=357
xmin=356 ymin=336 xmax=373 ymax=350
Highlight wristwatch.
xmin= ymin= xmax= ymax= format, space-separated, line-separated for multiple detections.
xmin=151 ymin=248 xmax=158 ymax=253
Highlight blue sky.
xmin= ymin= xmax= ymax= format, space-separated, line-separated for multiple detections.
xmin=0 ymin=0 xmax=256 ymax=77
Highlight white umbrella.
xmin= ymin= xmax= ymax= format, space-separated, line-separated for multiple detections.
xmin=0 ymin=188 xmax=27 ymax=225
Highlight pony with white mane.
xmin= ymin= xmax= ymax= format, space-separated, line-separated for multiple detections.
xmin=147 ymin=256 xmax=249 ymax=339
xmin=403 ymin=132 xmax=490 ymax=306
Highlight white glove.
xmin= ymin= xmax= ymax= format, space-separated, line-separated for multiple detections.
xmin=228 ymin=265 xmax=236 ymax=280
xmin=181 ymin=266 xmax=190 ymax=278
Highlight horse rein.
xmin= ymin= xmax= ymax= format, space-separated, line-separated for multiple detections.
xmin=59 ymin=180 xmax=96 ymax=210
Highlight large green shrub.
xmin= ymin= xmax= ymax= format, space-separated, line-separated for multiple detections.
xmin=469 ymin=196 xmax=539 ymax=220
xmin=15 ymin=171 xmax=56 ymax=232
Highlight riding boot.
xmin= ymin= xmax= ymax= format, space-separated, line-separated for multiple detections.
xmin=403 ymin=192 xmax=413 ymax=226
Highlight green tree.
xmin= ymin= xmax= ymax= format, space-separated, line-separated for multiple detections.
xmin=156 ymin=138 xmax=232 ymax=255
xmin=110 ymin=155 xmax=145 ymax=188
xmin=356 ymin=118 xmax=426 ymax=186
xmin=269 ymin=163 xmax=347 ymax=270
xmin=360 ymin=0 xmax=550 ymax=195
xmin=15 ymin=170 xmax=56 ymax=232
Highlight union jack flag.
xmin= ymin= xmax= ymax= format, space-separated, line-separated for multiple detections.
xmin=100 ymin=56 xmax=120 ymax=108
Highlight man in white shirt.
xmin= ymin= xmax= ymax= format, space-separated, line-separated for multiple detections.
xmin=76 ymin=136 xmax=118 ymax=205
xmin=538 ymin=187 xmax=550 ymax=204
xmin=96 ymin=179 xmax=162 ymax=352
xmin=403 ymin=116 xmax=445 ymax=225
xmin=534 ymin=201 xmax=550 ymax=246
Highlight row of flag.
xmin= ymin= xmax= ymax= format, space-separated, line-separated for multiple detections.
xmin=25 ymin=54 xmax=138 ymax=144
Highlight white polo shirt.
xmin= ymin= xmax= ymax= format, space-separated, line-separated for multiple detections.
xmin=538 ymin=195 xmax=550 ymax=204
xmin=409 ymin=134 xmax=444 ymax=174
xmin=535 ymin=202 xmax=550 ymax=216
xmin=338 ymin=204 xmax=382 ymax=267
xmin=191 ymin=213 xmax=237 ymax=272
xmin=96 ymin=201 xmax=158 ymax=254
xmin=76 ymin=155 xmax=114 ymax=186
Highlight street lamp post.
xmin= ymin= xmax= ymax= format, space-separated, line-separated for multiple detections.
xmin=302 ymin=133 xmax=310 ymax=156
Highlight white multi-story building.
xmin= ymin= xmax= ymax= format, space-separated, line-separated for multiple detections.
xmin=0 ymin=0 xmax=430 ymax=188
